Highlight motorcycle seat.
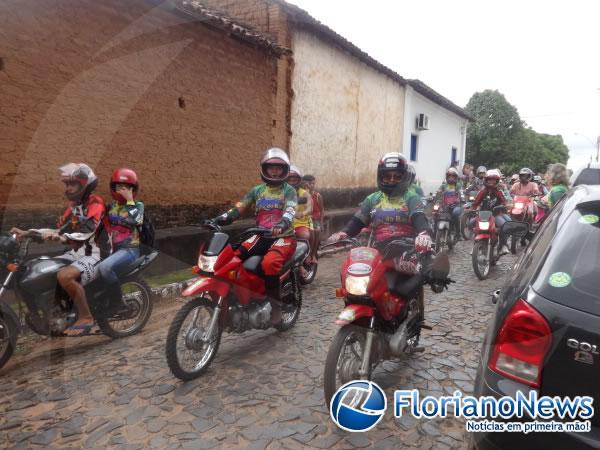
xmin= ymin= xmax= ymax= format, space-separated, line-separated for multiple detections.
xmin=120 ymin=251 xmax=158 ymax=278
xmin=243 ymin=255 xmax=264 ymax=274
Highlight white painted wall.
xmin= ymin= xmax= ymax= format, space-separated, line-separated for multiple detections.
xmin=289 ymin=30 xmax=405 ymax=188
xmin=402 ymin=86 xmax=469 ymax=195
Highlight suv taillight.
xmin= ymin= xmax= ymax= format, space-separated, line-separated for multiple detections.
xmin=488 ymin=299 xmax=552 ymax=388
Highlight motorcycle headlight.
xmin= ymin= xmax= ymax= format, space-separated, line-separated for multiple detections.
xmin=433 ymin=205 xmax=440 ymax=211
xmin=469 ymin=195 xmax=475 ymax=201
xmin=198 ymin=255 xmax=218 ymax=273
xmin=345 ymin=275 xmax=370 ymax=296
xmin=479 ymin=221 xmax=490 ymax=230
xmin=514 ymin=202 xmax=525 ymax=209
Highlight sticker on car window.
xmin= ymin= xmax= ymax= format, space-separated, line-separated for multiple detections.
xmin=579 ymin=214 xmax=599 ymax=225
xmin=548 ymin=272 xmax=572 ymax=288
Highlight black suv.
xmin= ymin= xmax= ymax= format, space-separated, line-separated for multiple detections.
xmin=472 ymin=185 xmax=600 ymax=449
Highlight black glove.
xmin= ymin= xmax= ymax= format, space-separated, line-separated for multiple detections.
xmin=213 ymin=214 xmax=233 ymax=226
xmin=272 ymin=218 xmax=291 ymax=236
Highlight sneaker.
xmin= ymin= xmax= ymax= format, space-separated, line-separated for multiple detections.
xmin=499 ymin=245 xmax=510 ymax=256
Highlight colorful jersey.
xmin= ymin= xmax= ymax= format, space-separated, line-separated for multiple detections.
xmin=106 ymin=201 xmax=144 ymax=250
xmin=548 ymin=185 xmax=568 ymax=207
xmin=293 ymin=188 xmax=313 ymax=230
xmin=510 ymin=181 xmax=539 ymax=197
xmin=57 ymin=194 xmax=109 ymax=258
xmin=355 ymin=190 xmax=423 ymax=242
xmin=438 ymin=181 xmax=463 ymax=205
xmin=311 ymin=191 xmax=323 ymax=219
xmin=228 ymin=183 xmax=297 ymax=235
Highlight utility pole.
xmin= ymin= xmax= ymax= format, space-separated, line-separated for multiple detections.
xmin=596 ymin=136 xmax=600 ymax=163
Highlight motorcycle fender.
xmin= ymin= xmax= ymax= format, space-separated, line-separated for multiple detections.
xmin=437 ymin=220 xmax=449 ymax=230
xmin=474 ymin=234 xmax=490 ymax=241
xmin=335 ymin=304 xmax=375 ymax=326
xmin=182 ymin=276 xmax=229 ymax=298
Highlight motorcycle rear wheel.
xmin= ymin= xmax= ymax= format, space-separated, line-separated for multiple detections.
xmin=472 ymin=240 xmax=490 ymax=280
xmin=275 ymin=273 xmax=302 ymax=331
xmin=166 ymin=296 xmax=221 ymax=381
xmin=97 ymin=279 xmax=153 ymax=338
xmin=299 ymin=261 xmax=318 ymax=285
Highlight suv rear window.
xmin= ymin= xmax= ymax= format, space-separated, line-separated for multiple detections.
xmin=533 ymin=204 xmax=600 ymax=315
xmin=574 ymin=168 xmax=600 ymax=186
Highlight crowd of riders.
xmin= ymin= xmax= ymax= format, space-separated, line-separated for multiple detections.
xmin=5 ymin=148 xmax=571 ymax=336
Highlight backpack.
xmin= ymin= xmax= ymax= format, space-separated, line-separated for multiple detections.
xmin=138 ymin=213 xmax=155 ymax=255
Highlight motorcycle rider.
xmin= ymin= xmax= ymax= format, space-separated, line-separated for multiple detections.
xmin=327 ymin=152 xmax=433 ymax=268
xmin=436 ymin=167 xmax=464 ymax=238
xmin=510 ymin=167 xmax=540 ymax=197
xmin=212 ymin=148 xmax=297 ymax=322
xmin=543 ymin=163 xmax=570 ymax=208
xmin=470 ymin=166 xmax=487 ymax=190
xmin=471 ymin=169 xmax=512 ymax=255
xmin=96 ymin=168 xmax=144 ymax=307
xmin=11 ymin=163 xmax=109 ymax=336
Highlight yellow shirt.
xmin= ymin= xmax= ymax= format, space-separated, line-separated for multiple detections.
xmin=293 ymin=188 xmax=313 ymax=230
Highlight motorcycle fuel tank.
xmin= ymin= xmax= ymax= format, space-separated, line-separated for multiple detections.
xmin=20 ymin=257 xmax=70 ymax=294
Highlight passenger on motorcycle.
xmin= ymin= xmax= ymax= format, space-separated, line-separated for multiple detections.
xmin=436 ymin=167 xmax=464 ymax=236
xmin=471 ymin=166 xmax=487 ymax=190
xmin=302 ymin=174 xmax=324 ymax=265
xmin=510 ymin=167 xmax=540 ymax=197
xmin=533 ymin=175 xmax=549 ymax=196
xmin=327 ymin=152 xmax=433 ymax=268
xmin=287 ymin=166 xmax=313 ymax=241
xmin=470 ymin=169 xmax=512 ymax=256
xmin=543 ymin=163 xmax=570 ymax=208
xmin=11 ymin=163 xmax=110 ymax=336
xmin=212 ymin=148 xmax=298 ymax=314
xmin=96 ymin=168 xmax=144 ymax=307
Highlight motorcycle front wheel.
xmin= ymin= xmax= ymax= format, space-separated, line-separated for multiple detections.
xmin=323 ymin=325 xmax=368 ymax=407
xmin=472 ymin=240 xmax=490 ymax=280
xmin=165 ymin=296 xmax=221 ymax=381
xmin=0 ymin=314 xmax=17 ymax=370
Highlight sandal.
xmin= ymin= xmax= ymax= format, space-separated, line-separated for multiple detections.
xmin=63 ymin=323 xmax=95 ymax=337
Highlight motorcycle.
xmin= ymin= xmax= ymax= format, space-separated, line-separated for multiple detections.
xmin=470 ymin=209 xmax=528 ymax=280
xmin=322 ymin=236 xmax=452 ymax=406
xmin=165 ymin=222 xmax=305 ymax=381
xmin=509 ymin=195 xmax=537 ymax=253
xmin=0 ymin=231 xmax=156 ymax=370
xmin=461 ymin=191 xmax=479 ymax=240
xmin=432 ymin=202 xmax=459 ymax=251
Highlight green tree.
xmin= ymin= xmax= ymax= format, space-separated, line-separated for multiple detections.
xmin=465 ymin=90 xmax=569 ymax=175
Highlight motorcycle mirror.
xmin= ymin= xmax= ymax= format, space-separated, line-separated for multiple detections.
xmin=491 ymin=289 xmax=501 ymax=304
xmin=431 ymin=251 xmax=450 ymax=280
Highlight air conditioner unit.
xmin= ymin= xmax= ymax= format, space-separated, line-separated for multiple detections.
xmin=415 ymin=113 xmax=430 ymax=130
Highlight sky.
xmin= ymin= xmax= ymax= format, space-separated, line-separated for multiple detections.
xmin=287 ymin=0 xmax=600 ymax=169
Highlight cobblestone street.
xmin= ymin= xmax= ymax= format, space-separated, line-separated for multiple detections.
xmin=0 ymin=240 xmax=517 ymax=449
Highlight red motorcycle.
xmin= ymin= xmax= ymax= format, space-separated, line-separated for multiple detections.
xmin=165 ymin=222 xmax=305 ymax=380
xmin=471 ymin=207 xmax=527 ymax=280
xmin=322 ymin=236 xmax=451 ymax=406
xmin=509 ymin=195 xmax=537 ymax=253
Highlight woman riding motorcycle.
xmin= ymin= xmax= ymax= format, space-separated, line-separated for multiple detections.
xmin=212 ymin=148 xmax=298 ymax=321
xmin=327 ymin=152 xmax=433 ymax=263
xmin=470 ymin=169 xmax=512 ymax=255
xmin=96 ymin=168 xmax=145 ymax=315
xmin=436 ymin=167 xmax=464 ymax=237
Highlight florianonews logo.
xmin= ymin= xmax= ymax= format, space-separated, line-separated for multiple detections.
xmin=330 ymin=380 xmax=387 ymax=432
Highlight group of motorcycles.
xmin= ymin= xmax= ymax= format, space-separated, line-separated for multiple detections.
xmin=0 ymin=192 xmax=530 ymax=408
xmin=429 ymin=184 xmax=543 ymax=280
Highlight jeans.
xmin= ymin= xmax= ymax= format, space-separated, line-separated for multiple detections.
xmin=450 ymin=205 xmax=463 ymax=226
xmin=495 ymin=214 xmax=511 ymax=246
xmin=97 ymin=247 xmax=140 ymax=288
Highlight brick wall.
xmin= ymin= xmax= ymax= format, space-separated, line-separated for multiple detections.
xmin=0 ymin=0 xmax=283 ymax=228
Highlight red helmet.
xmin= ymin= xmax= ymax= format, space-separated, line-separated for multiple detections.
xmin=260 ymin=148 xmax=290 ymax=185
xmin=110 ymin=168 xmax=139 ymax=202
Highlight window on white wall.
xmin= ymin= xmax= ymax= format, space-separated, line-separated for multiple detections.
xmin=410 ymin=134 xmax=418 ymax=161
xmin=451 ymin=146 xmax=458 ymax=166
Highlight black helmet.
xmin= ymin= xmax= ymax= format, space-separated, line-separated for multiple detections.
xmin=260 ymin=148 xmax=290 ymax=185
xmin=519 ymin=167 xmax=533 ymax=183
xmin=377 ymin=152 xmax=411 ymax=196
xmin=59 ymin=163 xmax=98 ymax=202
